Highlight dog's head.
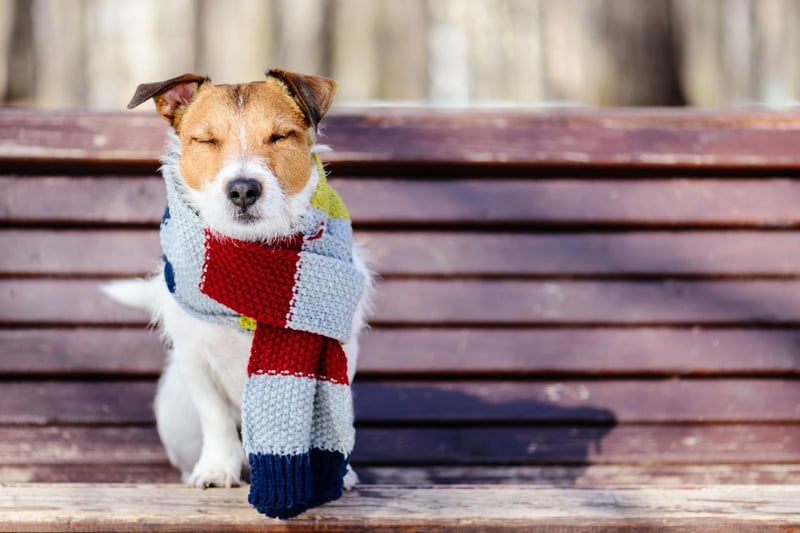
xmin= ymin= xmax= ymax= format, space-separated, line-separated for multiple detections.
xmin=128 ymin=70 xmax=337 ymax=241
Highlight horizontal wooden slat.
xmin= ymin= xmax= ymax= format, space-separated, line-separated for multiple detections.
xmin=355 ymin=425 xmax=800 ymax=465
xmin=0 ymin=329 xmax=164 ymax=375
xmin=356 ymin=328 xmax=800 ymax=376
xmin=341 ymin=179 xmax=800 ymax=228
xmin=0 ymin=427 xmax=167 ymax=464
xmin=353 ymin=380 xmax=800 ymax=424
xmin=0 ymin=382 xmax=156 ymax=425
xmin=373 ymin=279 xmax=800 ymax=325
xmin=0 ymin=465 xmax=180 ymax=484
xmin=8 ymin=464 xmax=800 ymax=486
xmin=6 ymin=108 xmax=800 ymax=170
xmin=4 ymin=327 xmax=800 ymax=377
xmin=0 ymin=177 xmax=165 ymax=224
xmin=2 ymin=483 xmax=798 ymax=533
xmin=3 ymin=483 xmax=800 ymax=532
xmin=2 ymin=425 xmax=798 ymax=466
xmin=8 ymin=279 xmax=800 ymax=326
xmin=361 ymin=231 xmax=800 ymax=277
xmin=359 ymin=464 xmax=800 ymax=486
xmin=4 ymin=463 xmax=800 ymax=487
xmin=3 ymin=380 xmax=798 ymax=425
xmin=10 ymin=230 xmax=800 ymax=278
xmin=6 ymin=177 xmax=800 ymax=228
xmin=0 ymin=230 xmax=162 ymax=276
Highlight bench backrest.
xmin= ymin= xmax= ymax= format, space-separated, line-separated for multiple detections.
xmin=2 ymin=108 xmax=800 ymax=484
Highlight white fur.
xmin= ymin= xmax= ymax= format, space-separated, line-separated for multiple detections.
xmin=188 ymin=158 xmax=320 ymax=243
xmin=104 ymin=142 xmax=372 ymax=490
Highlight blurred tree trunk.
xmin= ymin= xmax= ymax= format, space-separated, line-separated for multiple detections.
xmin=331 ymin=0 xmax=380 ymax=101
xmin=84 ymin=0 xmax=196 ymax=109
xmin=427 ymin=0 xmax=545 ymax=103
xmin=31 ymin=0 xmax=85 ymax=107
xmin=197 ymin=0 xmax=273 ymax=85
xmin=377 ymin=0 xmax=428 ymax=101
xmin=274 ymin=0 xmax=328 ymax=76
xmin=673 ymin=0 xmax=800 ymax=106
xmin=541 ymin=0 xmax=683 ymax=105
xmin=330 ymin=0 xmax=429 ymax=102
xmin=0 ymin=0 xmax=13 ymax=101
xmin=5 ymin=0 xmax=34 ymax=105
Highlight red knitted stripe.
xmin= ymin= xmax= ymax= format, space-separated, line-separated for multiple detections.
xmin=248 ymin=326 xmax=349 ymax=385
xmin=200 ymin=230 xmax=302 ymax=328
xmin=319 ymin=338 xmax=350 ymax=385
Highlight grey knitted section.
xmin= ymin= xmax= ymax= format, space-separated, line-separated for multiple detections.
xmin=241 ymin=374 xmax=316 ymax=455
xmin=160 ymin=138 xmax=241 ymax=330
xmin=310 ymin=381 xmax=355 ymax=453
xmin=242 ymin=377 xmax=354 ymax=456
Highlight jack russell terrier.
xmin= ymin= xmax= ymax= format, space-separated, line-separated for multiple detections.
xmin=104 ymin=70 xmax=372 ymax=518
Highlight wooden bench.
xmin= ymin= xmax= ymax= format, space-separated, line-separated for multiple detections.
xmin=1 ymin=108 xmax=799 ymax=531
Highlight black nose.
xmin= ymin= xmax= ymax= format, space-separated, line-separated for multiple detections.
xmin=227 ymin=178 xmax=262 ymax=208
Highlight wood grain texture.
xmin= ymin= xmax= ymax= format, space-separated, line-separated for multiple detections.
xmin=370 ymin=279 xmax=800 ymax=325
xmin=4 ymin=327 xmax=800 ymax=377
xmin=3 ymin=424 xmax=798 ymax=466
xmin=0 ymin=427 xmax=167 ymax=465
xmin=359 ymin=464 xmax=800 ymax=486
xmin=1 ymin=484 xmax=798 ymax=532
xmin=6 ymin=108 xmax=800 ymax=169
xmin=9 ymin=278 xmax=800 ymax=326
xmin=12 ymin=230 xmax=800 ymax=277
xmin=7 ymin=177 xmax=800 ymax=228
xmin=0 ymin=464 xmax=179 ymax=484
xmin=2 ymin=380 xmax=798 ymax=425
xmin=5 ymin=464 xmax=800 ymax=486
xmin=353 ymin=425 xmax=800 ymax=465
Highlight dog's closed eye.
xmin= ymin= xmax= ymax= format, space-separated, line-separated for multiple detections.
xmin=191 ymin=137 xmax=219 ymax=147
xmin=267 ymin=131 xmax=295 ymax=144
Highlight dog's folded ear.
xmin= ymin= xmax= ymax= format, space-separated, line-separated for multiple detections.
xmin=127 ymin=73 xmax=208 ymax=128
xmin=267 ymin=69 xmax=337 ymax=131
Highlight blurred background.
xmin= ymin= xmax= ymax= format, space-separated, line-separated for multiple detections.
xmin=1 ymin=0 xmax=800 ymax=109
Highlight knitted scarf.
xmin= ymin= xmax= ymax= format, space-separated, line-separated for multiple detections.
xmin=159 ymin=138 xmax=364 ymax=519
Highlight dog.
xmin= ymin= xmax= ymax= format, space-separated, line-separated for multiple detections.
xmin=103 ymin=70 xmax=372 ymax=490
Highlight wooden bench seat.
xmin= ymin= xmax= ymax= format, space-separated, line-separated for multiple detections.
xmin=3 ymin=484 xmax=799 ymax=532
xmin=1 ymin=108 xmax=800 ymax=531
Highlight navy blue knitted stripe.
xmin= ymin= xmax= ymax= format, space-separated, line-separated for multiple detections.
xmin=309 ymin=448 xmax=348 ymax=507
xmin=248 ymin=452 xmax=312 ymax=519
xmin=247 ymin=450 xmax=348 ymax=519
xmin=163 ymin=256 xmax=176 ymax=293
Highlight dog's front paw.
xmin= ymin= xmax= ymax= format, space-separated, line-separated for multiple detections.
xmin=343 ymin=465 xmax=359 ymax=490
xmin=188 ymin=456 xmax=242 ymax=488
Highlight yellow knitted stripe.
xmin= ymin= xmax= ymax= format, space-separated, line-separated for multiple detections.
xmin=311 ymin=152 xmax=350 ymax=220
xmin=239 ymin=315 xmax=257 ymax=330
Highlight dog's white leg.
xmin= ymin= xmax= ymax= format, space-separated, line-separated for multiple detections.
xmin=159 ymin=291 xmax=247 ymax=489
xmin=154 ymin=357 xmax=202 ymax=482
xmin=171 ymin=340 xmax=245 ymax=488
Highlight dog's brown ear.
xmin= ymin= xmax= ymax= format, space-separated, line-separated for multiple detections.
xmin=267 ymin=69 xmax=337 ymax=131
xmin=127 ymin=73 xmax=208 ymax=128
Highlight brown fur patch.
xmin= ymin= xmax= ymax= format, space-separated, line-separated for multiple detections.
xmin=177 ymin=78 xmax=313 ymax=193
